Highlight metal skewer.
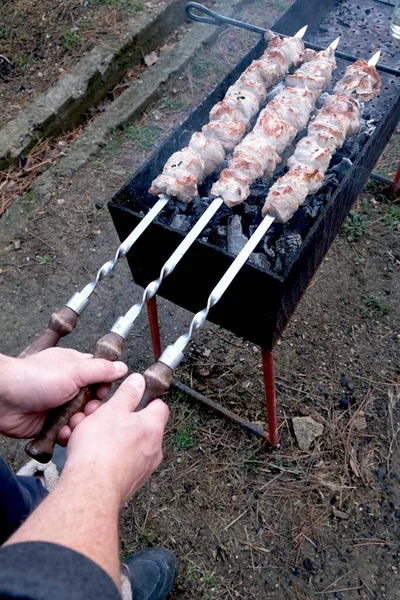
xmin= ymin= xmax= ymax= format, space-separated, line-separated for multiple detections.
xmin=20 ymin=25 xmax=308 ymax=359
xmin=25 ymin=43 xmax=378 ymax=463
xmin=25 ymin=34 xmax=342 ymax=463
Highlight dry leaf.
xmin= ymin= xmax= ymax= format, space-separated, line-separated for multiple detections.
xmin=332 ymin=507 xmax=349 ymax=519
xmin=144 ymin=51 xmax=158 ymax=67
xmin=349 ymin=454 xmax=361 ymax=478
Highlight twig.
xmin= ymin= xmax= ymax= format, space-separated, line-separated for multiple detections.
xmin=317 ymin=569 xmax=354 ymax=593
xmin=26 ymin=229 xmax=57 ymax=252
xmin=210 ymin=328 xmax=244 ymax=349
xmin=224 ymin=509 xmax=249 ymax=531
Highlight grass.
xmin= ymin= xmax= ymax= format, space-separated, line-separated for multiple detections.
xmin=243 ymin=453 xmax=262 ymax=472
xmin=104 ymin=135 xmax=123 ymax=156
xmin=36 ymin=255 xmax=51 ymax=265
xmin=341 ymin=210 xmax=370 ymax=242
xmin=124 ymin=124 xmax=160 ymax=150
xmin=174 ymin=411 xmax=199 ymax=450
xmin=159 ymin=97 xmax=185 ymax=110
xmin=63 ymin=31 xmax=82 ymax=52
xmin=364 ymin=295 xmax=391 ymax=316
xmin=383 ymin=205 xmax=400 ymax=229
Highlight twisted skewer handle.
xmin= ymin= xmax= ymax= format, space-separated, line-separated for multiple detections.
xmin=19 ymin=307 xmax=79 ymax=358
xmin=25 ymin=332 xmax=125 ymax=463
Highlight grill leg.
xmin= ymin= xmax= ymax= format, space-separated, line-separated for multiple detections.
xmin=393 ymin=163 xmax=400 ymax=194
xmin=146 ymin=296 xmax=162 ymax=362
xmin=261 ymin=349 xmax=278 ymax=447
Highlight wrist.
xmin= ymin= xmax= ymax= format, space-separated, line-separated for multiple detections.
xmin=60 ymin=459 xmax=121 ymax=512
xmin=0 ymin=354 xmax=15 ymax=402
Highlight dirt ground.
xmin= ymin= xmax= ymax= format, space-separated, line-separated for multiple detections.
xmin=0 ymin=1 xmax=399 ymax=598
xmin=0 ymin=0 xmax=170 ymax=125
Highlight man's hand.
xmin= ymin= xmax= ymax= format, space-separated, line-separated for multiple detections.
xmin=0 ymin=348 xmax=128 ymax=439
xmin=64 ymin=373 xmax=169 ymax=506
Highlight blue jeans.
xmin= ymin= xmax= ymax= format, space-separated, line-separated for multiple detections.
xmin=0 ymin=457 xmax=48 ymax=545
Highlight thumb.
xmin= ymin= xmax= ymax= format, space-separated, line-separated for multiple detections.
xmin=72 ymin=358 xmax=128 ymax=388
xmin=107 ymin=373 xmax=146 ymax=412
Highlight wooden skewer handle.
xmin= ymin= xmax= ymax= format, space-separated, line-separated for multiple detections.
xmin=25 ymin=332 xmax=125 ymax=463
xmin=19 ymin=307 xmax=79 ymax=358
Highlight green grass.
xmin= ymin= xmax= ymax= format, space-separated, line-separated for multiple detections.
xmin=243 ymin=453 xmax=262 ymax=472
xmin=138 ymin=525 xmax=154 ymax=545
xmin=104 ymin=135 xmax=123 ymax=156
xmin=383 ymin=205 xmax=400 ymax=228
xmin=36 ymin=255 xmax=51 ymax=265
xmin=0 ymin=28 xmax=5 ymax=40
xmin=124 ymin=124 xmax=160 ymax=150
xmin=364 ymin=295 xmax=391 ymax=316
xmin=174 ymin=414 xmax=199 ymax=449
xmin=341 ymin=210 xmax=370 ymax=242
xmin=159 ymin=96 xmax=185 ymax=110
xmin=63 ymin=31 xmax=82 ymax=52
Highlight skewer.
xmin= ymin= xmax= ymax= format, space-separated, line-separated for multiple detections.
xmin=20 ymin=26 xmax=308 ymax=358
xmin=24 ymin=35 xmax=343 ymax=463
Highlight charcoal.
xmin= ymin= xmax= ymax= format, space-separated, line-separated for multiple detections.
xmin=227 ymin=214 xmax=248 ymax=256
xmin=217 ymin=226 xmax=227 ymax=237
xmin=250 ymin=253 xmax=271 ymax=271
xmin=192 ymin=197 xmax=210 ymax=218
xmin=170 ymin=214 xmax=191 ymax=233
xmin=275 ymin=233 xmax=302 ymax=270
xmin=263 ymin=237 xmax=276 ymax=258
xmin=175 ymin=200 xmax=189 ymax=213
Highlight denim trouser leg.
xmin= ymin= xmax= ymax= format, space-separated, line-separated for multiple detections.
xmin=0 ymin=457 xmax=48 ymax=545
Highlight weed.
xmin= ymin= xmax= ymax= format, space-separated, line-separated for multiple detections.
xmin=191 ymin=60 xmax=209 ymax=78
xmin=243 ymin=453 xmax=262 ymax=472
xmin=364 ymin=295 xmax=391 ymax=316
xmin=174 ymin=414 xmax=199 ymax=449
xmin=341 ymin=210 xmax=369 ymax=242
xmin=63 ymin=31 xmax=82 ymax=52
xmin=159 ymin=97 xmax=185 ymax=110
xmin=36 ymin=255 xmax=51 ymax=265
xmin=0 ymin=28 xmax=5 ymax=40
xmin=105 ymin=135 xmax=123 ymax=156
xmin=138 ymin=525 xmax=154 ymax=545
xmin=132 ymin=1 xmax=144 ymax=11
xmin=124 ymin=125 xmax=160 ymax=150
xmin=383 ymin=205 xmax=400 ymax=228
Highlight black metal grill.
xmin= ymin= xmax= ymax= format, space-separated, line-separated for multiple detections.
xmin=109 ymin=0 xmax=400 ymax=351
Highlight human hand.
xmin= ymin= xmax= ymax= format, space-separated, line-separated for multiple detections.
xmin=64 ymin=373 xmax=169 ymax=506
xmin=0 ymin=348 xmax=128 ymax=439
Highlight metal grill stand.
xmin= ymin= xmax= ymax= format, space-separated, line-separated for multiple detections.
xmin=146 ymin=295 xmax=277 ymax=444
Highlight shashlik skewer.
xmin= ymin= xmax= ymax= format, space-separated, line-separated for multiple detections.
xmin=20 ymin=28 xmax=308 ymax=359
xmin=210 ymin=40 xmax=339 ymax=207
xmin=262 ymin=54 xmax=381 ymax=221
xmin=149 ymin=27 xmax=307 ymax=202
xmin=26 ymin=39 xmax=360 ymax=463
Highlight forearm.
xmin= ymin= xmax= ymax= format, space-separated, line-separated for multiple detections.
xmin=3 ymin=463 xmax=121 ymax=589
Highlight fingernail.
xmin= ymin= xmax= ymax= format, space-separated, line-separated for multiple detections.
xmin=115 ymin=361 xmax=128 ymax=376
xmin=125 ymin=373 xmax=145 ymax=389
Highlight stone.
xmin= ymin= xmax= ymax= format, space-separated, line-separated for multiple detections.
xmin=292 ymin=416 xmax=324 ymax=450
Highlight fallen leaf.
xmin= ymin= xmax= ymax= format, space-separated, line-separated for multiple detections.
xmin=349 ymin=454 xmax=361 ymax=478
xmin=332 ymin=507 xmax=349 ymax=519
xmin=13 ymin=239 xmax=21 ymax=250
xmin=144 ymin=51 xmax=158 ymax=67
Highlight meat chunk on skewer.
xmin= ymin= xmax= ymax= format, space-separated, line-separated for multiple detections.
xmin=262 ymin=60 xmax=381 ymax=222
xmin=149 ymin=32 xmax=305 ymax=202
xmin=211 ymin=46 xmax=336 ymax=208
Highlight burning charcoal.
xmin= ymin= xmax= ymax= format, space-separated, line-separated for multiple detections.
xmin=192 ymin=197 xmax=210 ymax=218
xmin=263 ymin=237 xmax=276 ymax=259
xmin=175 ymin=200 xmax=189 ymax=213
xmin=170 ymin=214 xmax=191 ymax=233
xmin=243 ymin=204 xmax=259 ymax=217
xmin=250 ymin=253 xmax=271 ymax=271
xmin=227 ymin=214 xmax=248 ymax=256
xmin=217 ymin=226 xmax=227 ymax=237
xmin=275 ymin=232 xmax=302 ymax=270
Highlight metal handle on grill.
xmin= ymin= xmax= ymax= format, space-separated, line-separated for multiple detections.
xmin=185 ymin=2 xmax=266 ymax=34
xmin=19 ymin=307 xmax=79 ymax=358
xmin=25 ymin=331 xmax=125 ymax=463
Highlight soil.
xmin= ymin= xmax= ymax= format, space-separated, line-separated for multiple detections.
xmin=0 ymin=1 xmax=399 ymax=598
xmin=0 ymin=0 xmax=169 ymax=126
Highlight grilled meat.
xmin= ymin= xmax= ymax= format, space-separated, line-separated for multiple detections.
xmin=262 ymin=60 xmax=381 ymax=222
xmin=211 ymin=47 xmax=336 ymax=208
xmin=150 ymin=33 xmax=305 ymax=202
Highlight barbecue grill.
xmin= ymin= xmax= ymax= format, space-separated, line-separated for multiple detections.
xmin=105 ymin=0 xmax=400 ymax=444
